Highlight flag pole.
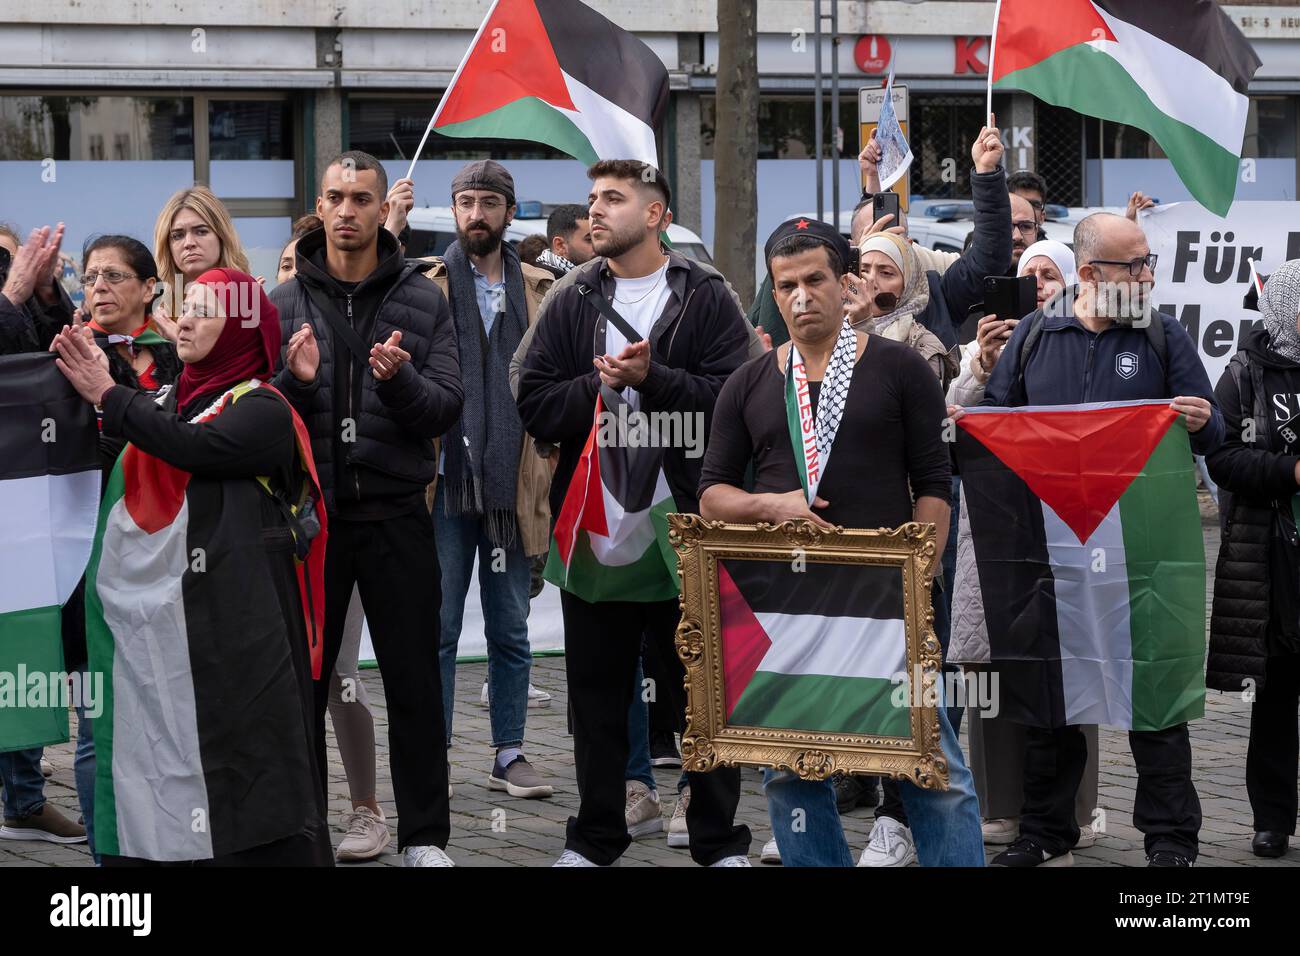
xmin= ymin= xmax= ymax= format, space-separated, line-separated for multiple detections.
xmin=404 ymin=0 xmax=501 ymax=181
xmin=986 ymin=0 xmax=1003 ymax=122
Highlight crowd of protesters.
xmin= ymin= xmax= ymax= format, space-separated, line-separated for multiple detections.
xmin=1 ymin=117 xmax=1297 ymax=866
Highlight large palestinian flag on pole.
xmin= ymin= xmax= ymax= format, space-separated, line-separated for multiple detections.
xmin=0 ymin=354 xmax=99 ymax=752
xmin=85 ymin=381 xmax=324 ymax=860
xmin=431 ymin=0 xmax=669 ymax=166
xmin=956 ymin=401 xmax=1206 ymax=731
xmin=719 ymin=558 xmax=912 ymax=738
xmin=545 ymin=386 xmax=678 ymax=604
xmin=990 ymin=0 xmax=1261 ymax=215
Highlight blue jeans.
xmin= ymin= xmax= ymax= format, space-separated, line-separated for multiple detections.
xmin=433 ymin=485 xmax=533 ymax=750
xmin=764 ymin=705 xmax=985 ymax=866
xmin=625 ymin=659 xmax=656 ymax=789
xmin=75 ymin=684 xmax=97 ymax=862
xmin=0 ymin=747 xmax=45 ymax=819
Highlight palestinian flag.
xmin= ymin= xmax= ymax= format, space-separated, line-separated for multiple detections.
xmin=85 ymin=380 xmax=325 ymax=860
xmin=956 ymin=401 xmax=1206 ymax=731
xmin=432 ymin=0 xmax=669 ymax=166
xmin=991 ymin=0 xmax=1261 ymax=215
xmin=720 ymin=558 xmax=911 ymax=738
xmin=545 ymin=386 xmax=678 ymax=604
xmin=0 ymin=353 xmax=99 ymax=752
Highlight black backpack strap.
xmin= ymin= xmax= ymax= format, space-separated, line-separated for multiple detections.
xmin=300 ymin=282 xmax=372 ymax=364
xmin=576 ymin=280 xmax=644 ymax=344
xmin=1143 ymin=312 xmax=1168 ymax=383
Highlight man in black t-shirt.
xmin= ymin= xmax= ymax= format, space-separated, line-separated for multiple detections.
xmin=697 ymin=217 xmax=984 ymax=867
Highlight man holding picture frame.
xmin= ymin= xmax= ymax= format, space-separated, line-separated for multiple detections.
xmin=696 ymin=217 xmax=984 ymax=867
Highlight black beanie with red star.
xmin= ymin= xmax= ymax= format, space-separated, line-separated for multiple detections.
xmin=763 ymin=216 xmax=853 ymax=276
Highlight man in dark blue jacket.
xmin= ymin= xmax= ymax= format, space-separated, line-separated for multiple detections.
xmin=974 ymin=212 xmax=1223 ymax=867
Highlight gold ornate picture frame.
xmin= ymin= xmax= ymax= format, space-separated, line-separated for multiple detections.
xmin=669 ymin=515 xmax=948 ymax=789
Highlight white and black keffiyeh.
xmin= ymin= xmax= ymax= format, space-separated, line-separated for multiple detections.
xmin=813 ymin=320 xmax=859 ymax=468
xmin=1261 ymin=259 xmax=1300 ymax=364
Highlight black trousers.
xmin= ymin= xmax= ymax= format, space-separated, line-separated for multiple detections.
xmin=1020 ymin=722 xmax=1201 ymax=858
xmin=560 ymin=592 xmax=750 ymax=865
xmin=316 ymin=510 xmax=450 ymax=850
xmin=643 ymin=622 xmax=687 ymax=738
xmin=1247 ymin=653 xmax=1300 ymax=834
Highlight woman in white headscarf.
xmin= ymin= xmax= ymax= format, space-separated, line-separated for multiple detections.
xmin=850 ymin=232 xmax=959 ymax=384
xmin=946 ymin=239 xmax=1075 ymax=407
xmin=1206 ymin=260 xmax=1300 ymax=859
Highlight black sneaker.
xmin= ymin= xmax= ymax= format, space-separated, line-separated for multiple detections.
xmin=833 ymin=774 xmax=880 ymax=813
xmin=649 ymin=732 xmax=682 ymax=768
xmin=990 ymin=837 xmax=1073 ymax=867
xmin=1147 ymin=850 xmax=1192 ymax=867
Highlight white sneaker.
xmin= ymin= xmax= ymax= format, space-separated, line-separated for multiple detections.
xmin=1074 ymin=822 xmax=1097 ymax=849
xmin=480 ymin=683 xmax=553 ymax=708
xmin=553 ymin=849 xmax=618 ymax=867
xmin=981 ymin=817 xmax=1020 ymax=845
xmin=760 ymin=838 xmax=783 ymax=865
xmin=709 ymin=854 xmax=751 ymax=866
xmin=666 ymin=786 xmax=691 ymax=848
xmin=335 ymin=806 xmax=391 ymax=862
xmin=403 ymin=845 xmax=455 ymax=867
xmin=857 ymin=816 xmax=916 ymax=867
xmin=39 ymin=757 xmax=53 ymax=779
xmin=625 ymin=781 xmax=663 ymax=838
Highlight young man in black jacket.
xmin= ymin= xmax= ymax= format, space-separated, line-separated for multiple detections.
xmin=517 ymin=160 xmax=753 ymax=866
xmin=271 ymin=150 xmax=464 ymax=867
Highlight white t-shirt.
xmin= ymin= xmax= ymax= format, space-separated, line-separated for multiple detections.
xmin=606 ymin=260 xmax=672 ymax=409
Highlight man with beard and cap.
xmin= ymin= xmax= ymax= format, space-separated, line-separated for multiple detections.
xmin=517 ymin=159 xmax=754 ymax=867
xmin=697 ymin=215 xmax=985 ymax=868
xmin=417 ymin=159 xmax=557 ymax=800
xmin=953 ymin=212 xmax=1224 ymax=868
xmin=1206 ymin=260 xmax=1300 ymax=860
xmin=270 ymin=149 xmax=464 ymax=867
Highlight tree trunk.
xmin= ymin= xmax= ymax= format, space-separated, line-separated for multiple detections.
xmin=713 ymin=0 xmax=759 ymax=308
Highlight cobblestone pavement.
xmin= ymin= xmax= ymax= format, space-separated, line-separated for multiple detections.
xmin=4 ymin=507 xmax=1296 ymax=868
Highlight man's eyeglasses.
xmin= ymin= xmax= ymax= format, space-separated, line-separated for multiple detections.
xmin=80 ymin=270 xmax=139 ymax=286
xmin=454 ymin=196 xmax=505 ymax=212
xmin=1012 ymin=220 xmax=1038 ymax=236
xmin=1089 ymin=254 xmax=1158 ymax=277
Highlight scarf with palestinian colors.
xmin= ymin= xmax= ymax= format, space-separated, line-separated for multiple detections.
xmin=784 ymin=321 xmax=859 ymax=503
xmin=88 ymin=318 xmax=170 ymax=357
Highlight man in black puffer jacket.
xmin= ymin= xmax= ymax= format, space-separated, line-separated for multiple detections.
xmin=271 ymin=150 xmax=463 ymax=867
xmin=1206 ymin=260 xmax=1300 ymax=860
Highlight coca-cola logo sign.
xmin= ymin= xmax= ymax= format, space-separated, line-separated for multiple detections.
xmin=854 ymin=35 xmax=892 ymax=74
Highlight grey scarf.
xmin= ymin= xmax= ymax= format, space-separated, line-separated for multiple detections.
xmin=1261 ymin=259 xmax=1300 ymax=364
xmin=441 ymin=239 xmax=528 ymax=546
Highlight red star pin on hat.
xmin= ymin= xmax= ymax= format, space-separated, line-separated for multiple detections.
xmin=795 ymin=218 xmax=810 ymax=230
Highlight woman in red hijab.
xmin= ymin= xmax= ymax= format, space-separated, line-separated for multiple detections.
xmin=53 ymin=269 xmax=332 ymax=866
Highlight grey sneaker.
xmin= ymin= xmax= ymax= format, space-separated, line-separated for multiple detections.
xmin=667 ymin=786 xmax=690 ymax=848
xmin=488 ymin=754 xmax=554 ymax=799
xmin=624 ymin=781 xmax=663 ymax=838
xmin=335 ymin=806 xmax=391 ymax=862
